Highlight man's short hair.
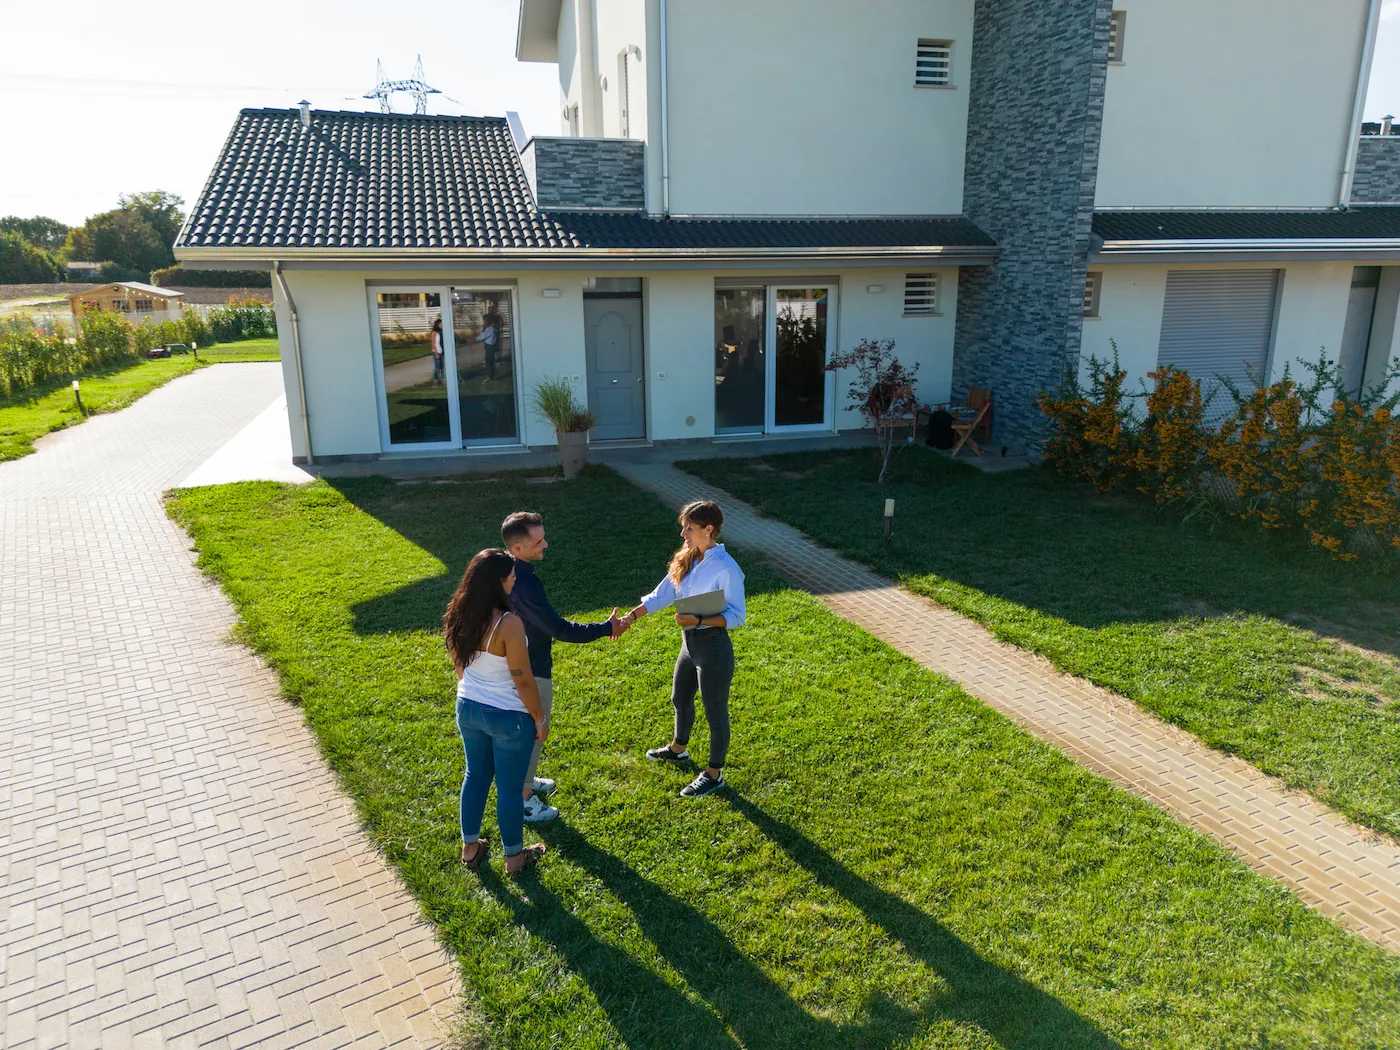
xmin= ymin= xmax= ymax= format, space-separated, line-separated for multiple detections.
xmin=501 ymin=511 xmax=543 ymax=549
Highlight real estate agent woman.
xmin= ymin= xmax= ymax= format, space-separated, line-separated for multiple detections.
xmin=620 ymin=500 xmax=746 ymax=799
xmin=443 ymin=549 xmax=548 ymax=875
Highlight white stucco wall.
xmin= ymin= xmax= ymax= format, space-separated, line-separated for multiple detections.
xmin=272 ymin=269 xmax=590 ymax=458
xmin=276 ymin=264 xmax=965 ymax=457
xmin=1081 ymin=261 xmax=1360 ymax=399
xmin=663 ymin=0 xmax=974 ymax=216
xmin=592 ymin=0 xmax=648 ymax=140
xmin=1096 ymin=0 xmax=1370 ymax=207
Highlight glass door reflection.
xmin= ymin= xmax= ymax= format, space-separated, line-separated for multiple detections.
xmin=452 ymin=289 xmax=519 ymax=445
xmin=375 ymin=291 xmax=453 ymax=445
xmin=714 ymin=287 xmax=766 ymax=433
xmin=771 ymin=288 xmax=830 ymax=429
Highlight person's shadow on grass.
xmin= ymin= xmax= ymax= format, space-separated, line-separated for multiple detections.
xmin=720 ymin=791 xmax=1127 ymax=1050
xmin=490 ymin=821 xmax=1124 ymax=1050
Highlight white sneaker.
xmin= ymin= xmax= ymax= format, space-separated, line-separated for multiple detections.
xmin=522 ymin=795 xmax=559 ymax=823
xmin=532 ymin=777 xmax=556 ymax=796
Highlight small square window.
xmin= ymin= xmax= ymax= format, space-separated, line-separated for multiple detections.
xmin=904 ymin=273 xmax=939 ymax=316
xmin=111 ymin=299 xmax=130 ymax=312
xmin=134 ymin=298 xmax=154 ymax=312
xmin=1084 ymin=271 xmax=1103 ymax=318
xmin=915 ymin=40 xmax=953 ymax=87
xmin=1108 ymin=11 xmax=1127 ymax=63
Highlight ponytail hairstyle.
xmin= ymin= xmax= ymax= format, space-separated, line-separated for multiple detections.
xmin=668 ymin=500 xmax=724 ymax=587
xmin=443 ymin=549 xmax=514 ymax=672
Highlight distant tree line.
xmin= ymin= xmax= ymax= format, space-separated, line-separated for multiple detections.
xmin=0 ymin=193 xmax=265 ymax=288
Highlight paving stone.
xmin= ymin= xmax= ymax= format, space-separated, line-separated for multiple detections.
xmin=0 ymin=365 xmax=461 ymax=1046
xmin=616 ymin=461 xmax=1400 ymax=954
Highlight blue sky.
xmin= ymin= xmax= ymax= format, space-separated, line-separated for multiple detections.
xmin=2 ymin=0 xmax=1398 ymax=227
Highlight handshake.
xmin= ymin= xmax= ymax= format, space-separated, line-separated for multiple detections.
xmin=604 ymin=605 xmax=702 ymax=639
xmin=605 ymin=607 xmax=635 ymax=640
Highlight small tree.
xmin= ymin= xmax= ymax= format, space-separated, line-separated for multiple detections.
xmin=825 ymin=338 xmax=919 ymax=483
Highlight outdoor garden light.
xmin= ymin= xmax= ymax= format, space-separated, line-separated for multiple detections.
xmin=72 ymin=380 xmax=80 ymax=392
xmin=883 ymin=498 xmax=894 ymax=547
xmin=72 ymin=380 xmax=84 ymax=415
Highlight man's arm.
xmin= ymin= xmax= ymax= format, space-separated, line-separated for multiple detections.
xmin=512 ymin=574 xmax=613 ymax=643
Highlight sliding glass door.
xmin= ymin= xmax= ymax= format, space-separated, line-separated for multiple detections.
xmin=370 ymin=285 xmax=520 ymax=451
xmin=714 ymin=284 xmax=836 ymax=435
xmin=771 ymin=287 xmax=832 ymax=431
xmin=373 ymin=291 xmax=456 ymax=448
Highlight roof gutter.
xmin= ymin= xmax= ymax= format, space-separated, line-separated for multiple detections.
xmin=180 ymin=245 xmax=998 ymax=266
xmin=271 ymin=261 xmax=314 ymax=466
xmin=1339 ymin=0 xmax=1383 ymax=206
xmin=1093 ymin=237 xmax=1400 ymax=263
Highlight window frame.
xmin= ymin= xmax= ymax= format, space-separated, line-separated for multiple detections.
xmin=1108 ymin=11 xmax=1127 ymax=63
xmin=1084 ymin=271 xmax=1103 ymax=319
xmin=903 ymin=273 xmax=940 ymax=317
xmin=914 ymin=39 xmax=955 ymax=89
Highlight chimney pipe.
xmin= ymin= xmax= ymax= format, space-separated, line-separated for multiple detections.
xmin=298 ymin=100 xmax=311 ymax=129
xmin=1384 ymin=115 xmax=1395 ymax=137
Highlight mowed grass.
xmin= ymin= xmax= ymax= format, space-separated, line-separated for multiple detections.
xmin=0 ymin=339 xmax=279 ymax=461
xmin=198 ymin=336 xmax=280 ymax=363
xmin=679 ymin=448 xmax=1400 ymax=840
xmin=166 ymin=469 xmax=1400 ymax=1050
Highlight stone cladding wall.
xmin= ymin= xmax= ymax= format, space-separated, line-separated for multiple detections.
xmin=520 ymin=137 xmax=646 ymax=211
xmin=953 ymin=0 xmax=1112 ymax=446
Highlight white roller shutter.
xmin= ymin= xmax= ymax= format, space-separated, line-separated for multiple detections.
xmin=1157 ymin=269 xmax=1279 ymax=416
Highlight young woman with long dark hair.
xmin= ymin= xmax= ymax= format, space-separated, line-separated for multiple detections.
xmin=443 ymin=549 xmax=548 ymax=874
xmin=430 ymin=317 xmax=445 ymax=385
xmin=620 ymin=501 xmax=746 ymax=799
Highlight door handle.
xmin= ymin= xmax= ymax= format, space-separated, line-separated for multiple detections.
xmin=611 ymin=379 xmax=618 ymax=384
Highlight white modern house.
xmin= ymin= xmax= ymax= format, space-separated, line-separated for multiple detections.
xmin=175 ymin=0 xmax=1400 ymax=463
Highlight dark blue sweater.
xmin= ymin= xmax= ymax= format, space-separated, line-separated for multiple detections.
xmin=508 ymin=558 xmax=611 ymax=679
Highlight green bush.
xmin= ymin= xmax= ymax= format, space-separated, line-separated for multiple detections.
xmin=1 ymin=313 xmax=138 ymax=399
xmin=206 ymin=298 xmax=276 ymax=341
xmin=149 ymin=264 xmax=271 ymax=288
xmin=0 ymin=231 xmax=60 ymax=282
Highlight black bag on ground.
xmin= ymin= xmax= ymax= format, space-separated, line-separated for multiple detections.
xmin=926 ymin=409 xmax=955 ymax=450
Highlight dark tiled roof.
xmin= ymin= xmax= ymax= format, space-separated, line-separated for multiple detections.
xmin=1093 ymin=208 xmax=1400 ymax=242
xmin=179 ymin=108 xmax=995 ymax=253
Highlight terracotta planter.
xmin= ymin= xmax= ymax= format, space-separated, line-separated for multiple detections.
xmin=557 ymin=430 xmax=588 ymax=478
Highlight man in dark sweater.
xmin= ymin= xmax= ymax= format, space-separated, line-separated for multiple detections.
xmin=501 ymin=512 xmax=621 ymax=822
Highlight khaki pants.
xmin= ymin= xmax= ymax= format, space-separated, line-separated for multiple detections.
xmin=525 ymin=677 xmax=553 ymax=791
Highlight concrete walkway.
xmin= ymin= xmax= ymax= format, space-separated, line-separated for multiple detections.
xmin=0 ymin=364 xmax=459 ymax=1049
xmin=615 ymin=461 xmax=1400 ymax=954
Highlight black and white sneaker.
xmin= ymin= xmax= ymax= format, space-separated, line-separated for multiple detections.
xmin=680 ymin=771 xmax=726 ymax=799
xmin=532 ymin=776 xmax=557 ymax=796
xmin=646 ymin=745 xmax=689 ymax=763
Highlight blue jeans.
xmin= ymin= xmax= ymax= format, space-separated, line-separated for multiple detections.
xmin=457 ymin=697 xmax=535 ymax=857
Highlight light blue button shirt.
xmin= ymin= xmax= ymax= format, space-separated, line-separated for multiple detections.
xmin=641 ymin=544 xmax=746 ymax=629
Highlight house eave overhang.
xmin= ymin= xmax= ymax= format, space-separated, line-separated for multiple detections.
xmin=1091 ymin=237 xmax=1400 ymax=264
xmin=515 ymin=0 xmax=562 ymax=62
xmin=175 ymin=245 xmax=1000 ymax=270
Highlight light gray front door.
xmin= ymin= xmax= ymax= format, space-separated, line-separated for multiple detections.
xmin=585 ymin=298 xmax=645 ymax=440
xmin=1338 ymin=268 xmax=1381 ymax=398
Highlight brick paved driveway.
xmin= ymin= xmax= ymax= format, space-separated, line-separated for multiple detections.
xmin=0 ymin=365 xmax=460 ymax=1049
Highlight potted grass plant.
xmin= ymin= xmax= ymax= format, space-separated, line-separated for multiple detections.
xmin=532 ymin=376 xmax=597 ymax=479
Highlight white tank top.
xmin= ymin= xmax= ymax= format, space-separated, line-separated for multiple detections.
xmin=457 ymin=613 xmax=528 ymax=713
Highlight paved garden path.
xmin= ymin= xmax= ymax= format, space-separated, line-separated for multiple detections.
xmin=0 ymin=364 xmax=459 ymax=1049
xmin=616 ymin=461 xmax=1400 ymax=954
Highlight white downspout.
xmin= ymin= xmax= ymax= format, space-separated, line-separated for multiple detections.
xmin=1340 ymin=0 xmax=1383 ymax=207
xmin=659 ymin=0 xmax=671 ymax=216
xmin=272 ymin=261 xmax=313 ymax=465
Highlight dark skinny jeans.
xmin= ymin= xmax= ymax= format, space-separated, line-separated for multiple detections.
xmin=671 ymin=627 xmax=734 ymax=769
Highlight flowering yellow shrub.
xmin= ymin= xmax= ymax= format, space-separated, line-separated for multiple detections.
xmin=1039 ymin=351 xmax=1400 ymax=561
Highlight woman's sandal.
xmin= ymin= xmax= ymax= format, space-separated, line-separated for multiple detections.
xmin=505 ymin=843 xmax=547 ymax=877
xmin=461 ymin=836 xmax=489 ymax=870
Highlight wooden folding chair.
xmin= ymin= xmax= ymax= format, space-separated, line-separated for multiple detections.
xmin=950 ymin=393 xmax=993 ymax=457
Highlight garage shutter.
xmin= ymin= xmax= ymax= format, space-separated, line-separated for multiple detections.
xmin=1157 ymin=269 xmax=1279 ymax=416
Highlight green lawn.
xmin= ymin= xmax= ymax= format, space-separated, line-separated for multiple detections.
xmin=199 ymin=336 xmax=280 ymax=362
xmin=679 ymin=448 xmax=1400 ymax=841
xmin=1 ymin=356 xmax=203 ymax=461
xmin=167 ymin=469 xmax=1400 ymax=1050
xmin=0 ymin=338 xmax=280 ymax=461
